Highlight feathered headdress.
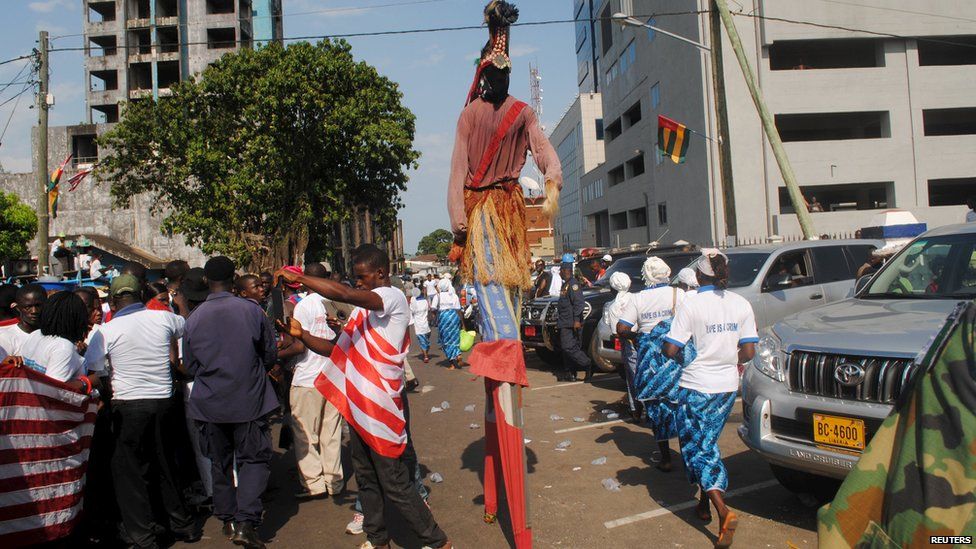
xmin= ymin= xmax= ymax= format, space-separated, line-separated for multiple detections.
xmin=466 ymin=1 xmax=520 ymax=105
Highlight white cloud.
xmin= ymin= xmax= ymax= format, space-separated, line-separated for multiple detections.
xmin=510 ymin=44 xmax=539 ymax=58
xmin=28 ymin=0 xmax=71 ymax=14
xmin=409 ymin=45 xmax=446 ymax=69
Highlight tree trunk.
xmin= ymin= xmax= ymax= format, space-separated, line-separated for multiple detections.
xmin=244 ymin=226 xmax=309 ymax=273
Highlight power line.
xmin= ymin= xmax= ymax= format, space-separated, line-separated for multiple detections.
xmin=0 ymin=60 xmax=32 ymax=97
xmin=0 ymin=83 xmax=33 ymax=110
xmin=0 ymin=83 xmax=32 ymax=148
xmin=0 ymin=54 xmax=35 ymax=68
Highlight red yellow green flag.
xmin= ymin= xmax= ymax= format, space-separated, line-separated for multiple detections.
xmin=47 ymin=155 xmax=72 ymax=218
xmin=657 ymin=115 xmax=690 ymax=164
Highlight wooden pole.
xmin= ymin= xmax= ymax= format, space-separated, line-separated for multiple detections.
xmin=36 ymin=31 xmax=50 ymax=273
xmin=709 ymin=2 xmax=738 ymax=241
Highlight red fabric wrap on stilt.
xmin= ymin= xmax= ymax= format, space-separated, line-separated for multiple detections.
xmin=468 ymin=339 xmax=528 ymax=387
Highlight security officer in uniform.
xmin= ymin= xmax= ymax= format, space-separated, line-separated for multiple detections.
xmin=556 ymin=254 xmax=592 ymax=382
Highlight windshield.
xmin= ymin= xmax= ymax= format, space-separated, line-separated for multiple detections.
xmin=596 ymin=254 xmax=697 ymax=289
xmin=864 ymin=233 xmax=976 ymax=299
xmin=725 ymin=252 xmax=770 ymax=288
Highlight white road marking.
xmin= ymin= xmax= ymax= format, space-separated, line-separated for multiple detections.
xmin=553 ymin=419 xmax=628 ymax=434
xmin=530 ymin=374 xmax=619 ymax=391
xmin=603 ymin=480 xmax=780 ymax=529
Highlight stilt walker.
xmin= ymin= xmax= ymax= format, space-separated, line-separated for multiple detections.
xmin=447 ymin=3 xmax=562 ymax=547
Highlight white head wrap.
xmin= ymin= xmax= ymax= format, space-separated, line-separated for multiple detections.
xmin=410 ymin=287 xmax=421 ymax=298
xmin=697 ymin=248 xmax=728 ymax=277
xmin=677 ymin=268 xmax=699 ymax=289
xmin=437 ymin=278 xmax=452 ymax=293
xmin=609 ymin=271 xmax=631 ymax=293
xmin=602 ymin=254 xmax=613 ymax=263
xmin=604 ymin=272 xmax=634 ymax=328
xmin=642 ymin=256 xmax=672 ymax=285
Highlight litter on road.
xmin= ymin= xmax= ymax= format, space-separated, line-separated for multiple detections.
xmin=601 ymin=478 xmax=622 ymax=492
xmin=591 ymin=456 xmax=607 ymax=465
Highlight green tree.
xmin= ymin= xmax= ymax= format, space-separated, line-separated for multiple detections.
xmin=98 ymin=40 xmax=419 ymax=270
xmin=417 ymin=228 xmax=453 ymax=258
xmin=0 ymin=191 xmax=38 ymax=261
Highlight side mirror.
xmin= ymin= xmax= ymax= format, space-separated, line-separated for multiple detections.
xmin=854 ymin=275 xmax=872 ymax=295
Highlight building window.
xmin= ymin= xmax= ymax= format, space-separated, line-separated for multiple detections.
xmin=768 ymin=39 xmax=883 ymax=70
xmin=90 ymin=69 xmax=118 ymax=91
xmin=628 ymin=208 xmax=647 ymax=228
xmin=646 ymin=17 xmax=656 ymax=42
xmin=775 ymin=111 xmax=889 ymax=142
xmin=88 ymin=1 xmax=117 ymax=22
xmin=917 ymin=36 xmax=976 ymax=66
xmin=207 ymin=0 xmax=235 ymax=14
xmin=928 ymin=177 xmax=976 ymax=206
xmin=657 ymin=203 xmax=668 ymax=226
xmin=605 ymin=60 xmax=618 ymax=86
xmin=71 ymin=134 xmax=98 ymax=166
xmin=605 ymin=118 xmax=622 ymax=141
xmin=611 ymin=212 xmax=629 ymax=231
xmin=654 ymin=145 xmax=663 ymax=166
xmin=777 ymin=182 xmax=892 ymax=213
xmin=620 ymin=41 xmax=637 ymax=74
xmin=600 ymin=3 xmax=614 ymax=55
xmin=623 ymin=101 xmax=642 ymax=128
xmin=207 ymin=28 xmax=237 ymax=49
xmin=650 ymin=82 xmax=660 ymax=108
xmin=608 ymin=165 xmax=626 ymax=186
xmin=626 ymin=154 xmax=645 ymax=177
xmin=923 ymin=108 xmax=976 ymax=136
xmin=594 ymin=179 xmax=604 ymax=199
xmin=595 ymin=119 xmax=604 ymax=140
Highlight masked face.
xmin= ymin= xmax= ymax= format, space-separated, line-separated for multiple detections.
xmin=479 ymin=65 xmax=510 ymax=104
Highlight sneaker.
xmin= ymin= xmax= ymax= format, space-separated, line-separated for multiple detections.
xmin=346 ymin=512 xmax=364 ymax=535
xmin=358 ymin=542 xmax=388 ymax=549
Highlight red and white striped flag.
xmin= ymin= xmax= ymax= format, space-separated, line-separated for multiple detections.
xmin=0 ymin=358 xmax=97 ymax=547
xmin=315 ymin=308 xmax=410 ymax=458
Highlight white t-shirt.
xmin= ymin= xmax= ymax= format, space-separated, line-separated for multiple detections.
xmin=291 ymin=293 xmax=337 ymax=388
xmin=83 ymin=324 xmax=106 ymax=375
xmin=85 ymin=307 xmax=185 ymax=400
xmin=432 ymin=291 xmax=460 ymax=311
xmin=424 ymin=280 xmax=438 ymax=296
xmin=665 ymin=287 xmax=759 ymax=394
xmin=89 ymin=259 xmax=103 ymax=279
xmin=410 ymin=297 xmax=431 ymax=335
xmin=618 ymin=284 xmax=686 ymax=333
xmin=19 ymin=330 xmax=86 ymax=383
xmin=361 ymin=286 xmax=410 ymax=352
xmin=0 ymin=324 xmax=32 ymax=358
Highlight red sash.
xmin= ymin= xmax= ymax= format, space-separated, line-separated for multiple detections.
xmin=468 ymin=100 xmax=527 ymax=189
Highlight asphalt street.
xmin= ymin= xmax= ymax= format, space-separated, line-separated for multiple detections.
xmin=180 ymin=348 xmax=824 ymax=549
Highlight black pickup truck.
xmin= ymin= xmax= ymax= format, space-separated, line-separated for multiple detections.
xmin=521 ymin=250 xmax=699 ymax=372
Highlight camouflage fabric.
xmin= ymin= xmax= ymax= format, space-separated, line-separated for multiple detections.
xmin=817 ymin=302 xmax=976 ymax=548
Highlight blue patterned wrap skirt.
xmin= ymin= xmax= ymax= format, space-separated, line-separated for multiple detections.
xmin=633 ymin=319 xmax=697 ymax=441
xmin=675 ymin=388 xmax=737 ymax=492
xmin=437 ymin=309 xmax=462 ymax=361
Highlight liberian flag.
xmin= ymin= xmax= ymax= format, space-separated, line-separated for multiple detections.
xmin=0 ymin=358 xmax=97 ymax=547
xmin=314 ymin=308 xmax=410 ymax=458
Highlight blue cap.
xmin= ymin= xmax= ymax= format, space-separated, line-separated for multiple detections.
xmin=561 ymin=253 xmax=575 ymax=264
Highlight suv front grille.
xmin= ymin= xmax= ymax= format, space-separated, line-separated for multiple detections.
xmin=544 ymin=304 xmax=558 ymax=323
xmin=522 ymin=303 xmax=547 ymax=322
xmin=786 ymin=351 xmax=917 ymax=405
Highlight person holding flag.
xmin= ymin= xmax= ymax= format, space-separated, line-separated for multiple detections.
xmin=275 ymin=245 xmax=452 ymax=549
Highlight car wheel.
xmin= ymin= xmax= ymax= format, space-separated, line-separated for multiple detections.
xmin=534 ymin=348 xmax=563 ymax=368
xmin=769 ymin=464 xmax=842 ymax=503
xmin=589 ymin=331 xmax=616 ymax=373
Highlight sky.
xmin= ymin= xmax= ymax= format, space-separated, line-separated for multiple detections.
xmin=0 ymin=0 xmax=579 ymax=254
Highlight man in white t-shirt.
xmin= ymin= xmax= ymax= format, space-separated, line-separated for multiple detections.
xmin=0 ymin=284 xmax=47 ymax=360
xmin=89 ymin=252 xmax=105 ymax=280
xmin=276 ymin=245 xmax=451 ymax=549
xmin=84 ymin=275 xmax=199 ymax=546
xmin=285 ymin=263 xmax=344 ymax=499
xmin=424 ymin=274 xmax=438 ymax=300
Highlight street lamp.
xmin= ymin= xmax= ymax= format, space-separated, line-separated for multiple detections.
xmin=611 ymin=12 xmax=710 ymax=52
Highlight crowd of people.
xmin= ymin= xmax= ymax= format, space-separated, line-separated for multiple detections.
xmin=0 ymin=245 xmax=454 ymax=549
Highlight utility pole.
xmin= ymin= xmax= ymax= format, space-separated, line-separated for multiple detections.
xmin=714 ymin=0 xmax=816 ymax=239
xmin=36 ymin=30 xmax=50 ymax=274
xmin=709 ymin=1 xmax=737 ymax=242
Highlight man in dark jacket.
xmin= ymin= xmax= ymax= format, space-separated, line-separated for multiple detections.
xmin=556 ymin=259 xmax=590 ymax=382
xmin=183 ymin=256 xmax=278 ymax=549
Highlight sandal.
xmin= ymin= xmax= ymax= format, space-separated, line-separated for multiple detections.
xmin=714 ymin=511 xmax=738 ymax=548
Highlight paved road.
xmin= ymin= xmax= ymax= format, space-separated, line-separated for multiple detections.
xmin=182 ymin=349 xmax=823 ymax=548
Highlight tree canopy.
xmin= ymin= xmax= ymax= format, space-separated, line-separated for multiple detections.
xmin=0 ymin=191 xmax=38 ymax=262
xmin=98 ymin=40 xmax=419 ymax=270
xmin=417 ymin=228 xmax=453 ymax=258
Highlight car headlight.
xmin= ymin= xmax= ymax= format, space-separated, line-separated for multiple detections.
xmin=582 ymin=302 xmax=593 ymax=319
xmin=753 ymin=330 xmax=786 ymax=381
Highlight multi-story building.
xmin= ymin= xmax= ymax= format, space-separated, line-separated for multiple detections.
xmin=550 ymin=93 xmax=605 ymax=252
xmin=574 ymin=0 xmax=601 ymax=94
xmin=577 ymin=0 xmax=976 ymax=248
xmin=84 ymin=0 xmax=283 ymax=123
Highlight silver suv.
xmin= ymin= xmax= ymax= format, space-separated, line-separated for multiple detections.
xmin=739 ymin=224 xmax=975 ymax=494
xmin=596 ymin=239 xmax=882 ymax=367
